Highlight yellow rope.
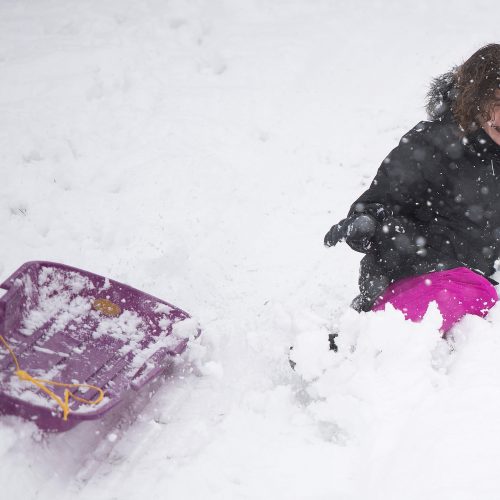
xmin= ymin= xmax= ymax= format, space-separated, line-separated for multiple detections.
xmin=0 ymin=334 xmax=105 ymax=421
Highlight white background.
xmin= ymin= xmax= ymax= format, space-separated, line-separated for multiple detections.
xmin=1 ymin=1 xmax=499 ymax=499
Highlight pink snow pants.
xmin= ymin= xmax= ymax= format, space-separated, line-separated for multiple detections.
xmin=372 ymin=267 xmax=498 ymax=334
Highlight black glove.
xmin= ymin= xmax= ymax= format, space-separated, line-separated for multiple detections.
xmin=324 ymin=213 xmax=378 ymax=252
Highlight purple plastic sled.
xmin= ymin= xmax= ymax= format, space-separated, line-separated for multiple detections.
xmin=0 ymin=261 xmax=200 ymax=431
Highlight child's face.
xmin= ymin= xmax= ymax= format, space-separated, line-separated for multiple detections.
xmin=483 ymin=88 xmax=500 ymax=146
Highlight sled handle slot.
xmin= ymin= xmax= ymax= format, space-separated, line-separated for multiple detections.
xmin=0 ymin=276 xmax=24 ymax=308
xmin=0 ymin=261 xmax=41 ymax=292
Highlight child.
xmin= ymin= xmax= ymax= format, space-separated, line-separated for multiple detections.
xmin=324 ymin=43 xmax=500 ymax=333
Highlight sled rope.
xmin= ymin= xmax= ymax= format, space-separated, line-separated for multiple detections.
xmin=0 ymin=334 xmax=105 ymax=421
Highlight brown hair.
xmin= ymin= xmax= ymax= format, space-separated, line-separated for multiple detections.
xmin=452 ymin=43 xmax=500 ymax=133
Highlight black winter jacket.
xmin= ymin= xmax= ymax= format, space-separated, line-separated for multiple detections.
xmin=345 ymin=76 xmax=500 ymax=310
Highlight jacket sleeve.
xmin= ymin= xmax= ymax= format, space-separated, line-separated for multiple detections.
xmin=347 ymin=122 xmax=447 ymax=271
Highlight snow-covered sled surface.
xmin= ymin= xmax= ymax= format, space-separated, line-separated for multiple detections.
xmin=0 ymin=0 xmax=499 ymax=499
xmin=0 ymin=261 xmax=199 ymax=431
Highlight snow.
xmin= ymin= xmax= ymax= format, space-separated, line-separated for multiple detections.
xmin=20 ymin=267 xmax=94 ymax=336
xmin=0 ymin=0 xmax=499 ymax=499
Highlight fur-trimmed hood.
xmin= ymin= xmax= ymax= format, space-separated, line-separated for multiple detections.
xmin=425 ymin=69 xmax=500 ymax=158
xmin=425 ymin=70 xmax=457 ymax=121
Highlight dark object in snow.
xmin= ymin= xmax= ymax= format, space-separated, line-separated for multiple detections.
xmin=325 ymin=48 xmax=500 ymax=311
xmin=328 ymin=333 xmax=338 ymax=352
xmin=288 ymin=333 xmax=338 ymax=371
xmin=288 ymin=347 xmax=296 ymax=370
xmin=0 ymin=261 xmax=200 ymax=431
